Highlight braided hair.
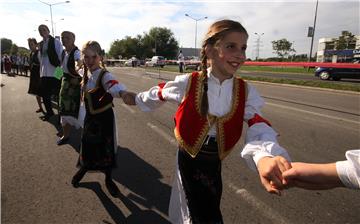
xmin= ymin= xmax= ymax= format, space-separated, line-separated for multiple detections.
xmin=199 ymin=19 xmax=248 ymax=116
xmin=80 ymin=40 xmax=106 ymax=88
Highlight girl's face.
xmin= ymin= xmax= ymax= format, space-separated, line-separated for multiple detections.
xmin=61 ymin=33 xmax=74 ymax=49
xmin=28 ymin=41 xmax=37 ymax=51
xmin=207 ymin=31 xmax=248 ymax=78
xmin=83 ymin=48 xmax=101 ymax=71
xmin=38 ymin=26 xmax=50 ymax=39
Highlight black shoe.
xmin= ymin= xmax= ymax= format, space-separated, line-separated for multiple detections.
xmin=71 ymin=168 xmax=86 ymax=188
xmin=42 ymin=113 xmax=54 ymax=121
xmin=105 ymin=179 xmax=120 ymax=197
xmin=57 ymin=137 xmax=69 ymax=145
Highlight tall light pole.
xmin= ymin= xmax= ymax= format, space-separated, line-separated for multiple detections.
xmin=254 ymin=32 xmax=264 ymax=60
xmin=46 ymin=18 xmax=64 ymax=37
xmin=38 ymin=0 xmax=70 ymax=36
xmin=308 ymin=0 xmax=318 ymax=62
xmin=185 ymin=14 xmax=207 ymax=58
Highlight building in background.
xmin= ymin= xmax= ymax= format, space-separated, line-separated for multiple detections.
xmin=179 ymin=47 xmax=201 ymax=59
xmin=317 ymin=35 xmax=360 ymax=62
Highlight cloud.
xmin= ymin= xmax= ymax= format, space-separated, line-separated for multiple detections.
xmin=1 ymin=0 xmax=358 ymax=59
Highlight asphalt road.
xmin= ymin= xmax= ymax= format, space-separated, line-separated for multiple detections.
xmin=2 ymin=69 xmax=360 ymax=224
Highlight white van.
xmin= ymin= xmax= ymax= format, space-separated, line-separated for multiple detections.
xmin=145 ymin=56 xmax=165 ymax=67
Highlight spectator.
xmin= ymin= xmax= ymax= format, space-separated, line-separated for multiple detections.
xmin=178 ymin=50 xmax=185 ymax=73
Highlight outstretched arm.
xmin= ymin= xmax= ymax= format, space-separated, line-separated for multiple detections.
xmin=282 ymin=162 xmax=344 ymax=190
xmin=240 ymin=84 xmax=292 ymax=195
xmin=283 ymin=150 xmax=360 ymax=190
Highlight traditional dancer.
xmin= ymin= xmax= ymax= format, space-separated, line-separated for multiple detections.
xmin=123 ymin=19 xmax=292 ymax=223
xmin=27 ymin=38 xmax=44 ymax=113
xmin=38 ymin=24 xmax=63 ymax=120
xmin=71 ymin=41 xmax=130 ymax=197
xmin=57 ymin=31 xmax=82 ymax=145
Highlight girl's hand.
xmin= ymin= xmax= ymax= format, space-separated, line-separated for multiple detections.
xmin=257 ymin=156 xmax=292 ymax=195
xmin=121 ymin=91 xmax=137 ymax=105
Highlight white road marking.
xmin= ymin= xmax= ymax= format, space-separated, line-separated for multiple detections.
xmin=228 ymin=183 xmax=290 ymax=224
xmin=147 ymin=122 xmax=177 ymax=146
xmin=267 ymin=102 xmax=360 ymax=125
xmin=120 ymin=103 xmax=136 ymax=114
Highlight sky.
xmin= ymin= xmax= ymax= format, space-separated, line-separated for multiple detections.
xmin=0 ymin=0 xmax=359 ymax=59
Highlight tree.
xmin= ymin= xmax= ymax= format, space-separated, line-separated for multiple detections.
xmin=335 ymin=31 xmax=356 ymax=50
xmin=271 ymin=38 xmax=296 ymax=58
xmin=1 ymin=38 xmax=13 ymax=54
xmin=108 ymin=26 xmax=179 ymax=59
xmin=10 ymin=44 xmax=18 ymax=55
xmin=144 ymin=27 xmax=178 ymax=59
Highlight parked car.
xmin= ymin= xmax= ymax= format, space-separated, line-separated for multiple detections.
xmin=145 ymin=56 xmax=165 ymax=67
xmin=124 ymin=57 xmax=140 ymax=67
xmin=184 ymin=57 xmax=201 ymax=71
xmin=315 ymin=66 xmax=360 ymax=81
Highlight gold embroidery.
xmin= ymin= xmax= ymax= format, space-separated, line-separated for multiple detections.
xmin=217 ymin=77 xmax=242 ymax=160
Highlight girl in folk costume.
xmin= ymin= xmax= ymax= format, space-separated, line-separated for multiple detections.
xmin=71 ymin=41 xmax=131 ymax=197
xmin=27 ymin=38 xmax=44 ymax=113
xmin=57 ymin=31 xmax=82 ymax=145
xmin=124 ymin=19 xmax=292 ymax=223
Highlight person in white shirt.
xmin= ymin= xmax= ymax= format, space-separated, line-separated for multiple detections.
xmin=122 ymin=19 xmax=291 ymax=224
xmin=283 ymin=150 xmax=359 ymax=190
xmin=38 ymin=24 xmax=63 ymax=120
xmin=178 ymin=50 xmax=185 ymax=73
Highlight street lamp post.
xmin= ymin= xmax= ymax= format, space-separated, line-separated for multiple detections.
xmin=185 ymin=14 xmax=207 ymax=58
xmin=38 ymin=0 xmax=70 ymax=36
xmin=308 ymin=0 xmax=318 ymax=62
xmin=254 ymin=32 xmax=264 ymax=60
xmin=45 ymin=18 xmax=64 ymax=37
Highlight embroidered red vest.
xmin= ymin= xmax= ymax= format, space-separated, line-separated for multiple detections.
xmin=174 ymin=72 xmax=246 ymax=160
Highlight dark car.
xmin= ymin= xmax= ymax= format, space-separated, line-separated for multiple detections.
xmin=315 ymin=66 xmax=360 ymax=81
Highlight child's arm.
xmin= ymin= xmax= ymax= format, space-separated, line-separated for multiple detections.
xmin=240 ymin=84 xmax=292 ymax=195
xmin=282 ymin=162 xmax=343 ymax=190
xmin=134 ymin=74 xmax=190 ymax=112
xmin=101 ymin=72 xmax=127 ymax=98
xmin=283 ymin=150 xmax=360 ymax=190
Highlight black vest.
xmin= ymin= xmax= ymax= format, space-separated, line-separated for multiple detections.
xmin=63 ymin=47 xmax=80 ymax=77
xmin=40 ymin=36 xmax=61 ymax=67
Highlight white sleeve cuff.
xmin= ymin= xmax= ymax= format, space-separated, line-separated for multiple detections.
xmin=241 ymin=141 xmax=291 ymax=172
xmin=336 ymin=160 xmax=360 ymax=189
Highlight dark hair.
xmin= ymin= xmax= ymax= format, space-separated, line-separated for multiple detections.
xmin=61 ymin=31 xmax=76 ymax=40
xmin=38 ymin=24 xmax=50 ymax=32
xmin=199 ymin=19 xmax=248 ymax=116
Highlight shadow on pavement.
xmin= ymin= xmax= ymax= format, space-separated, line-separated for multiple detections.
xmin=112 ymin=146 xmax=172 ymax=222
xmin=41 ymin=114 xmax=82 ymax=152
xmin=79 ymin=180 xmax=170 ymax=224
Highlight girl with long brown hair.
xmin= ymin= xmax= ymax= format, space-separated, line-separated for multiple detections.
xmin=125 ymin=19 xmax=292 ymax=223
xmin=71 ymin=41 xmax=130 ymax=197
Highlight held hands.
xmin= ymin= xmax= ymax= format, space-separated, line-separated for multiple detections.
xmin=257 ymin=156 xmax=292 ymax=195
xmin=120 ymin=91 xmax=137 ymax=105
xmin=257 ymin=159 xmax=344 ymax=194
xmin=282 ymin=162 xmax=344 ymax=190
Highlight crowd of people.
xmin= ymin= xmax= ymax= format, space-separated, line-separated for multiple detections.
xmin=1 ymin=53 xmax=30 ymax=76
xmin=2 ymin=20 xmax=358 ymax=223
